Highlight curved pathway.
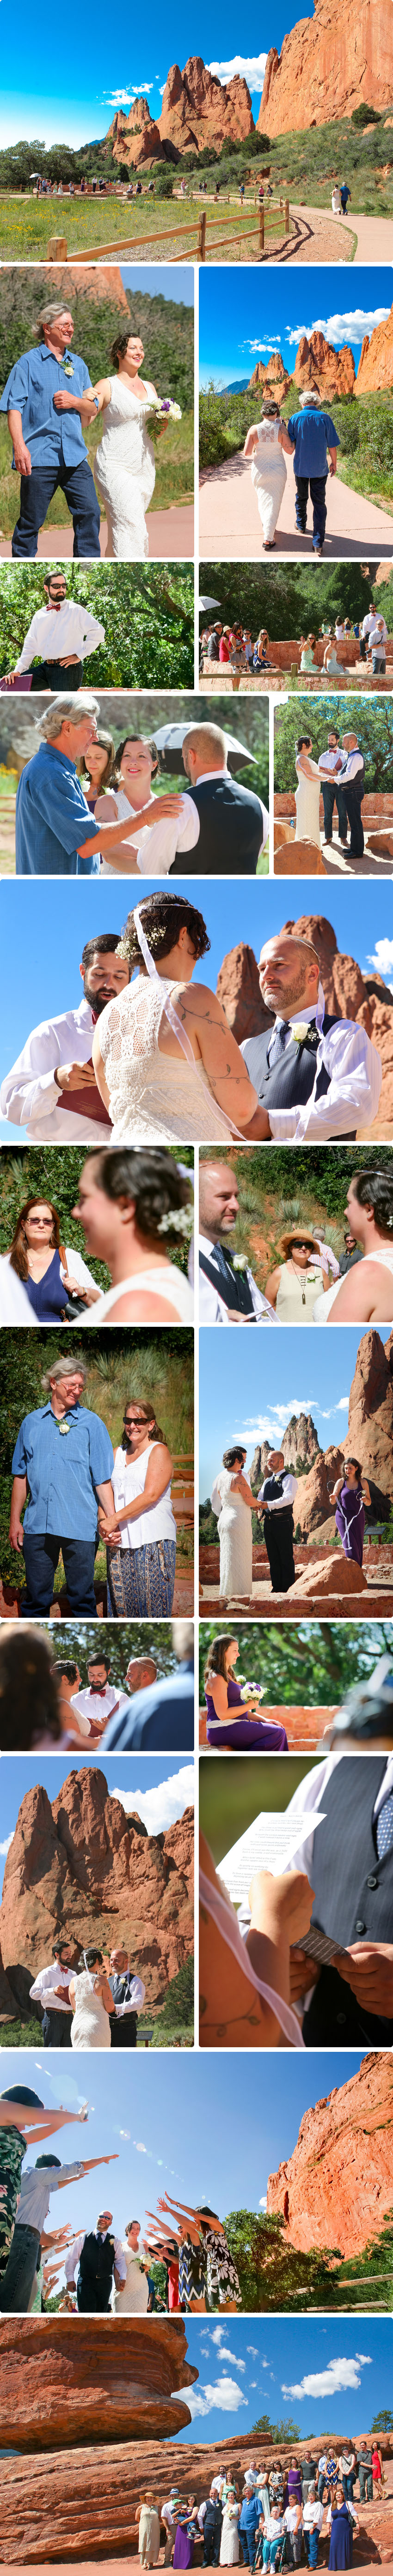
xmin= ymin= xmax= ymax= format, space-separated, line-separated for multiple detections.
xmin=199 ymin=450 xmax=393 ymax=558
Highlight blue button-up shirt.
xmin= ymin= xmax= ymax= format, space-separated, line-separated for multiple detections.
xmin=15 ymin=743 xmax=101 ymax=878
xmin=0 ymin=344 xmax=94 ymax=467
xmin=287 ymin=407 xmax=339 ymax=475
xmin=12 ymin=1402 xmax=114 ymax=1536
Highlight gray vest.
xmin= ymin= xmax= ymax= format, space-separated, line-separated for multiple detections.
xmin=303 ymin=1757 xmax=393 ymax=2045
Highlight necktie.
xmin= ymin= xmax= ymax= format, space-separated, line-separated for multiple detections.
xmin=376 ymin=1792 xmax=393 ymax=1858
xmin=267 ymin=1019 xmax=291 ymax=1068
xmin=211 ymin=1243 xmax=236 ymax=1282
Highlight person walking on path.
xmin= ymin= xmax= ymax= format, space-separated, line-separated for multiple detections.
xmin=286 ymin=389 xmax=339 ymax=556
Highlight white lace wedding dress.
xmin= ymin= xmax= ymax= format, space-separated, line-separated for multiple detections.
xmin=212 ymin=1466 xmax=253 ymax=1599
xmin=70 ymin=1970 xmax=111 ymax=2050
xmin=94 ymin=378 xmax=157 ymax=559
xmin=295 ymin=756 xmax=322 ymax=847
xmin=98 ymin=975 xmax=236 ymax=1143
xmin=250 ymin=419 xmax=287 ymax=541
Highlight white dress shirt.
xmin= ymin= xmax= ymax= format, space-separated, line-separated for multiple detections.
xmin=29 ymin=1959 xmax=74 ymax=2010
xmin=15 ymin=601 xmax=105 ymax=672
xmin=318 ymin=749 xmax=344 ymax=775
xmin=65 ymin=2227 xmax=127 ymax=2283
xmin=0 ymin=1256 xmax=37 ymax=1325
xmin=338 ymin=750 xmax=363 ymax=781
xmin=241 ymin=982 xmax=382 ymax=1143
xmin=70 ymin=1682 xmax=125 ymax=1733
xmin=362 ymin=610 xmax=376 ymax=637
xmin=258 ymin=1472 xmax=298 ymax=1512
xmin=198 ymin=1233 xmax=276 ymax=1325
xmin=0 ymin=998 xmax=111 ymax=1143
xmin=303 ymin=2503 xmax=324 ymax=2534
xmin=99 ymin=788 xmax=199 ymax=878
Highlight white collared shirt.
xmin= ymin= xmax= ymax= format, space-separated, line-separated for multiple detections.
xmin=29 ymin=1959 xmax=73 ymax=2009
xmin=70 ymin=1683 xmax=125 ymax=1733
xmin=0 ymin=999 xmax=111 ymax=1143
xmin=338 ymin=750 xmax=363 ymax=780
xmin=241 ymin=983 xmax=382 ymax=1143
xmin=362 ymin=611 xmax=376 ymax=636
xmin=258 ymin=1471 xmax=298 ymax=1512
xmin=15 ymin=601 xmax=105 ymax=672
xmin=198 ymin=1233 xmax=276 ymax=1325
xmin=318 ymin=749 xmax=344 ymax=774
xmin=65 ymin=2228 xmax=126 ymax=2283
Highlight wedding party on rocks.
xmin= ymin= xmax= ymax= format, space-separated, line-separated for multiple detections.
xmin=199 ymin=268 xmax=393 ymax=561
xmin=0 ymin=267 xmax=194 ymax=562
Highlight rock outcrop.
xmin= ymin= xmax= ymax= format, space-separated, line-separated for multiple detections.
xmin=247 ymin=354 xmax=290 ymax=400
xmin=3 ymin=2421 xmax=393 ymax=2563
xmin=281 ymin=910 xmax=393 ymax=1126
xmin=0 ymin=1768 xmax=194 ymax=2015
xmin=287 ymin=1554 xmax=368 ymax=1602
xmin=43 ymin=263 xmax=129 ymax=307
xmin=345 ymin=1326 xmax=393 ymax=1487
xmin=0 ymin=2319 xmax=196 ymax=2451
xmin=107 ymin=56 xmax=254 ymax=167
xmin=268 ymin=2051 xmax=393 ymax=2255
xmin=294 ymin=330 xmax=356 ymax=401
xmin=258 ymin=0 xmax=393 ymax=134
xmin=250 ymin=1415 xmax=320 ymax=1488
xmin=216 ymin=941 xmax=264 ymax=1045
xmin=107 ymin=103 xmax=165 ymax=169
xmin=356 ymin=301 xmax=393 ymax=394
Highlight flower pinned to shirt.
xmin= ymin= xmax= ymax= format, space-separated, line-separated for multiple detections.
xmin=232 ymin=1254 xmax=249 ymax=1273
xmin=57 ymin=1418 xmax=71 ymax=1433
xmin=292 ymin=1022 xmax=311 ymax=1044
xmin=61 ymin=359 xmax=74 ymax=378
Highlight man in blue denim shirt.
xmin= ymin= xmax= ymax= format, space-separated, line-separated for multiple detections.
xmin=286 ymin=389 xmax=339 ymax=556
xmin=9 ymin=1353 xmax=116 ymax=1616
xmin=15 ymin=693 xmax=153 ymax=877
xmin=0 ymin=301 xmax=101 ymax=558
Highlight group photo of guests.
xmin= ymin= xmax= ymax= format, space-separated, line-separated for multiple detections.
xmin=0 ymin=1327 xmax=194 ymax=1621
xmin=197 ymin=1147 xmax=393 ymax=1330
xmin=199 ymin=561 xmax=393 ymax=697
xmin=148 ymin=2449 xmax=386 ymax=2571
xmin=0 ymin=1143 xmax=194 ymax=1329
xmin=274 ymin=697 xmax=393 ymax=878
xmin=0 ymin=1619 xmax=195 ymax=1753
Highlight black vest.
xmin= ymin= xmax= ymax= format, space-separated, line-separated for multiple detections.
xmin=303 ymin=1757 xmax=393 ymax=2046
xmin=260 ymin=1472 xmax=288 ymax=1509
xmin=170 ymin=778 xmax=264 ymax=878
xmin=79 ymin=2230 xmax=116 ymax=2284
xmin=340 ymin=758 xmax=365 ymax=808
xmin=199 ymin=1248 xmax=256 ymax=1317
xmin=242 ymin=1015 xmax=356 ymax=1140
xmin=203 ymin=2504 xmax=222 ymax=2536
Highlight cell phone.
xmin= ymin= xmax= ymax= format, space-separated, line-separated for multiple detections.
xmin=291 ymin=1923 xmax=348 ymax=1968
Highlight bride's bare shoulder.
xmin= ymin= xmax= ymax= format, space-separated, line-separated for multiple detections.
xmin=178 ymin=980 xmax=221 ymax=1020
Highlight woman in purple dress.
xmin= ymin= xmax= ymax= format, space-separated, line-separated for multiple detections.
xmin=331 ymin=1457 xmax=371 ymax=1567
xmin=285 ymin=2461 xmax=302 ymax=2512
xmin=204 ymin=1634 xmax=288 ymax=1750
xmin=173 ymin=2502 xmax=199 ymax=2569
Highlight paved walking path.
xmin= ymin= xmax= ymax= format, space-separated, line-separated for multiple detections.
xmin=291 ymin=201 xmax=393 ymax=262
xmin=0 ymin=505 xmax=194 ymax=562
xmin=199 ymin=451 xmax=393 ymax=559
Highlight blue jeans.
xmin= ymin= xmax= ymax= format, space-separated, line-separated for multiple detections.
xmin=12 ymin=459 xmax=101 ymax=557
xmin=342 ymin=2478 xmax=355 ymax=2503
xmin=240 ymin=2538 xmax=258 ymax=2566
xmin=295 ymin=473 xmax=328 ymax=548
xmin=22 ymin=1531 xmax=98 ymax=1615
xmin=262 ymin=2548 xmax=281 ymax=2571
xmin=303 ymin=2536 xmax=319 ymax=2569
xmin=0 ymin=2221 xmax=40 ymax=2312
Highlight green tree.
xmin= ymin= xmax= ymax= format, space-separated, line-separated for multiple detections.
xmin=198 ymin=1618 xmax=392 ymax=1712
xmin=248 ymin=2412 xmax=301 ymax=2443
xmin=199 ymin=558 xmax=372 ymax=641
xmin=274 ymin=693 xmax=393 ymax=795
xmin=371 ymin=2411 xmax=393 ymax=2432
xmin=223 ymin=2208 xmax=341 ymax=2312
xmin=155 ymin=1957 xmax=194 ymax=2027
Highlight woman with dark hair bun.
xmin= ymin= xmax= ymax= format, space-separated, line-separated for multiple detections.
xmin=210 ymin=1446 xmax=255 ymax=1605
xmin=91 ymin=330 xmax=171 ymax=559
xmin=203 ymin=1633 xmax=288 ymax=1750
xmin=92 ymin=892 xmax=262 ymax=1145
xmin=314 ymin=1168 xmax=393 ymax=1324
xmin=330 ymin=1457 xmax=371 ymax=1568
xmin=73 ymin=1148 xmax=194 ymax=1323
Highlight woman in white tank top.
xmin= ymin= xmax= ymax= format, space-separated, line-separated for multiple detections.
xmin=243 ymin=402 xmax=294 ymax=547
xmin=98 ymin=1395 xmax=177 ymax=1618
xmin=73 ymin=1145 xmax=194 ymax=1325
xmin=313 ymin=1168 xmax=393 ymax=1323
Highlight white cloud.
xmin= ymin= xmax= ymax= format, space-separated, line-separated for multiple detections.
xmin=240 ymin=1397 xmax=349 ymax=1442
xmin=0 ymin=1833 xmax=13 ymax=1857
xmin=355 ymin=2352 xmax=372 ymax=2364
xmin=208 ymin=53 xmax=267 ymax=92
xmin=112 ymin=1766 xmax=193 ymax=1837
xmin=214 ymin=2347 xmax=246 ymax=2368
xmin=209 ymin=2322 xmax=227 ymax=2344
xmin=247 ymin=2346 xmax=259 ymax=2358
xmin=240 ymin=338 xmax=281 ymax=353
xmin=104 ymin=85 xmax=154 ymax=105
xmin=282 ymin=2356 xmax=373 ymax=2401
xmin=178 ymin=2376 xmax=247 ymax=2418
xmin=259 ymin=2195 xmax=267 ymax=2211
xmin=367 ymin=937 xmax=393 ymax=990
xmin=285 ymin=306 xmax=390 ymax=350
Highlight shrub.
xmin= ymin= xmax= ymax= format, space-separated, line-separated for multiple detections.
xmin=351 ymin=102 xmax=381 ymax=125
xmin=154 ymin=169 xmax=174 ymax=198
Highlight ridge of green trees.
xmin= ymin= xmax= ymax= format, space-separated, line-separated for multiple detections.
xmin=199 ymin=556 xmax=393 ymax=639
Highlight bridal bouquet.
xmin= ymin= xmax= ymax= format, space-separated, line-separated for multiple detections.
xmin=236 ymin=1671 xmax=266 ymax=1704
xmin=147 ymin=396 xmax=182 ymax=422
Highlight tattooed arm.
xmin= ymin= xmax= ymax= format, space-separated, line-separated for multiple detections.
xmin=164 ymin=982 xmax=260 ymax=1132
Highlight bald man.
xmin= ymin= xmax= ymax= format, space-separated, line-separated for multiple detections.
xmin=198 ymin=1158 xmax=276 ymax=1323
xmin=178 ymin=723 xmax=268 ymax=877
xmin=240 ymin=932 xmax=381 ymax=1141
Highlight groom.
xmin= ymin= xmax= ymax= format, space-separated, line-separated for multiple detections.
xmin=0 ymin=302 xmax=101 ymax=558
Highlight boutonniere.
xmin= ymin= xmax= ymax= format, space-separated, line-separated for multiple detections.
xmin=292 ymin=1022 xmax=311 ymax=1045
xmin=61 ymin=358 xmax=74 ymax=377
xmin=57 ymin=1418 xmax=71 ymax=1434
xmin=232 ymin=1254 xmax=249 ymax=1273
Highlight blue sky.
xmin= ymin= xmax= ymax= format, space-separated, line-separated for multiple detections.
xmin=0 ymin=3 xmax=313 ymax=149
xmin=0 ymin=1754 xmax=194 ymax=1899
xmin=0 ymin=2044 xmax=362 ymax=2289
xmin=175 ymin=2316 xmax=393 ymax=2440
xmin=199 ymin=1324 xmax=390 ymax=1497
xmin=199 ymin=266 xmax=393 ymax=388
xmin=0 ymin=880 xmax=390 ymax=1144
xmin=120 ymin=269 xmax=194 ymax=305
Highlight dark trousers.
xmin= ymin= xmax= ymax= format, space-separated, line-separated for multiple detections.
xmin=203 ymin=2528 xmax=221 ymax=2565
xmin=0 ymin=2221 xmax=40 ymax=2313
xmin=359 ymin=638 xmax=367 ymax=660
xmin=321 ymin=781 xmax=348 ymax=841
xmin=239 ymin=2538 xmax=257 ymax=2568
xmin=359 ymin=2471 xmax=373 ymax=2502
xmin=42 ymin=2007 xmax=71 ymax=2047
xmin=263 ymin=1509 xmax=295 ymax=1593
xmin=12 ymin=460 xmax=101 ymax=558
xmin=77 ymin=2274 xmax=112 ymax=2312
xmin=295 ymin=473 xmax=327 ymax=548
xmin=29 ymin=659 xmax=84 ymax=690
xmin=340 ymin=785 xmax=364 ymax=856
xmin=22 ymin=1532 xmax=98 ymax=1615
xmin=109 ymin=2014 xmax=137 ymax=2048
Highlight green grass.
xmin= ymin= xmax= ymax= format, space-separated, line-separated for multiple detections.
xmin=0 ymin=408 xmax=194 ymax=540
xmin=0 ymin=2014 xmax=43 ymax=2045
xmin=0 ymin=190 xmax=291 ymax=263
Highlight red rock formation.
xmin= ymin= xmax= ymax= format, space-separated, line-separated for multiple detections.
xmin=356 ymin=302 xmax=393 ymax=394
xmin=107 ymin=56 xmax=254 ymax=167
xmin=268 ymin=2051 xmax=393 ymax=2255
xmin=294 ymin=1451 xmax=336 ymax=1535
xmin=0 ymin=1768 xmax=194 ymax=2015
xmin=3 ymin=2425 xmax=393 ymax=2563
xmin=250 ymin=1416 xmax=320 ymax=1487
xmin=248 ymin=354 xmax=290 ymax=399
xmin=0 ymin=2318 xmax=196 ymax=2452
xmin=107 ymin=103 xmax=165 ymax=168
xmin=281 ymin=911 xmax=393 ymax=1126
xmin=294 ymin=331 xmax=356 ymax=400
xmin=43 ymin=263 xmax=130 ymax=306
xmin=344 ymin=1326 xmax=393 ymax=1487
xmin=288 ymin=1554 xmax=368 ymax=1601
xmin=258 ymin=0 xmax=393 ymax=134
xmin=216 ymin=942 xmax=265 ymax=1044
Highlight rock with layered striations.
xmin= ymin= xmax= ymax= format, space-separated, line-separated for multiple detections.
xmin=356 ymin=301 xmax=393 ymax=394
xmin=344 ymin=1326 xmax=393 ymax=1489
xmin=0 ymin=1767 xmax=193 ymax=2015
xmin=3 ymin=2416 xmax=393 ymax=2563
xmin=0 ymin=2318 xmax=196 ymax=2453
xmin=216 ymin=940 xmax=263 ymax=1045
xmin=258 ymin=0 xmax=393 ymax=135
xmin=294 ymin=1451 xmax=336 ymax=1535
xmin=294 ymin=331 xmax=356 ymax=400
xmin=268 ymin=2051 xmax=393 ymax=2255
xmin=107 ymin=56 xmax=254 ymax=166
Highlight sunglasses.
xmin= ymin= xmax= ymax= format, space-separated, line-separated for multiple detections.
xmin=123 ymin=1413 xmax=147 ymax=1427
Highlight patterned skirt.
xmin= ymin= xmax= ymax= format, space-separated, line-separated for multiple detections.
xmin=106 ymin=1538 xmax=176 ymax=1618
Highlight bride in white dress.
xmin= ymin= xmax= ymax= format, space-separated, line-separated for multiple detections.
xmin=295 ymin=734 xmax=322 ymax=847
xmin=220 ymin=2498 xmax=241 ymax=2566
xmin=92 ymin=892 xmax=262 ymax=1148
xmin=74 ymin=1144 xmax=194 ymax=1325
xmin=243 ymin=402 xmax=294 ymax=547
xmin=211 ymin=1445 xmax=254 ymax=1603
xmin=92 ymin=329 xmax=169 ymax=559
xmin=94 ymin=734 xmax=199 ymax=881
xmin=69 ymin=1950 xmax=113 ymax=2050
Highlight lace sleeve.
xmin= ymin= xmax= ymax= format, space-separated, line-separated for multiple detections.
xmin=98 ymin=999 xmax=116 ymax=1068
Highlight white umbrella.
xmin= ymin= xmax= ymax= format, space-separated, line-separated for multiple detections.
xmin=154 ymin=720 xmax=256 ymax=772
xmin=198 ymin=594 xmax=221 ymax=612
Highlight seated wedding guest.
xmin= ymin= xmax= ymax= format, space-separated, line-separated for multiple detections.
xmin=259 ymin=2503 xmax=284 ymax=2570
xmin=6 ymin=1193 xmax=99 ymax=1323
xmin=0 ymin=2082 xmax=88 ymax=2284
xmin=0 ymin=301 xmax=101 ymax=559
xmin=15 ymin=696 xmax=166 ymax=879
xmin=0 ymin=2137 xmax=108 ymax=2314
xmin=111 ymin=2217 xmax=149 ymax=2312
xmin=72 ymin=1148 xmax=194 ymax=1323
xmin=4 ymin=568 xmax=105 ymax=691
xmin=198 ymin=1158 xmax=276 ymax=1324
xmin=9 ymin=1352 xmax=115 ymax=1617
xmin=204 ymin=1633 xmax=288 ymax=1750
xmin=180 ymin=723 xmax=268 ymax=877
xmin=314 ymin=1168 xmax=393 ymax=1323
xmin=103 ymin=1619 xmax=194 ymax=1752
xmin=264 ymin=1228 xmax=331 ymax=1321
xmin=321 ymin=635 xmax=344 ymax=677
xmin=108 ymin=1946 xmax=146 ymax=2048
xmin=240 ymin=931 xmax=381 ymax=1140
xmin=300 ymin=633 xmax=319 ymax=672
xmin=302 ymin=2490 xmax=324 ymax=2568
xmin=69 ymin=1650 xmax=124 ymax=1735
xmin=65 ymin=2208 xmax=127 ymax=2311
xmin=0 ymin=931 xmax=130 ymax=1145
xmin=257 ymin=1450 xmax=298 ymax=1593
xmin=30 ymin=1938 xmax=80 ymax=2045
xmin=199 ymin=1828 xmax=313 ymax=2049
xmin=286 ymin=1750 xmax=393 ymax=2045
xmin=0 ymin=1627 xmax=62 ymax=1752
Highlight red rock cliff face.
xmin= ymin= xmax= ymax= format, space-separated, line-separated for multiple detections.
xmin=268 ymin=2052 xmax=393 ymax=2255
xmin=294 ymin=331 xmax=356 ymax=400
xmin=344 ymin=1326 xmax=393 ymax=1485
xmin=356 ymin=302 xmax=393 ymax=393
xmin=258 ymin=0 xmax=393 ymax=134
xmin=107 ymin=56 xmax=254 ymax=164
xmin=0 ymin=1768 xmax=194 ymax=2014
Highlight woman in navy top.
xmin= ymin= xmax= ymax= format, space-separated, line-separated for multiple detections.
xmin=204 ymin=1634 xmax=288 ymax=1749
xmin=7 ymin=1195 xmax=98 ymax=1324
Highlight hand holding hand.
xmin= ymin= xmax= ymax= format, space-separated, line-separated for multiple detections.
xmin=331 ymin=1939 xmax=393 ymax=2015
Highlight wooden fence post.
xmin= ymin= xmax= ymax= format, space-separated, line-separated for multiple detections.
xmin=258 ymin=205 xmax=264 ymax=255
xmin=197 ymin=210 xmax=207 ymax=260
xmin=47 ymin=235 xmax=68 ymax=260
xmin=285 ymin=197 xmax=289 ymax=234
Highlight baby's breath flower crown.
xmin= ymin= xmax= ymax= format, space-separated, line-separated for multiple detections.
xmin=117 ymin=921 xmax=168 ymax=963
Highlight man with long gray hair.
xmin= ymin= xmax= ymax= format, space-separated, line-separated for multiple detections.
xmin=15 ymin=695 xmax=160 ymax=877
xmin=9 ymin=1354 xmax=115 ymax=1616
xmin=0 ymin=302 xmax=101 ymax=558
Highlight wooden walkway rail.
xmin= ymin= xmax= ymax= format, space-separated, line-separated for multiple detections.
xmin=47 ymin=200 xmax=291 ymax=265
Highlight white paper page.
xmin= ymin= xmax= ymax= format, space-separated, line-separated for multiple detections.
xmin=218 ymin=1809 xmax=326 ymax=1910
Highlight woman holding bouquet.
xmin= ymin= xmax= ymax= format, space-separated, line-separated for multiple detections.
xmin=91 ymin=329 xmax=175 ymax=558
xmin=204 ymin=1634 xmax=289 ymax=1749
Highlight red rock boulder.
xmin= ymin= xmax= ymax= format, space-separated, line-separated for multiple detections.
xmin=294 ymin=331 xmax=356 ymax=400
xmin=0 ymin=1767 xmax=194 ymax=2015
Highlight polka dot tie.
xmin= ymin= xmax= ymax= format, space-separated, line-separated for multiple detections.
xmin=376 ymin=1792 xmax=393 ymax=1857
